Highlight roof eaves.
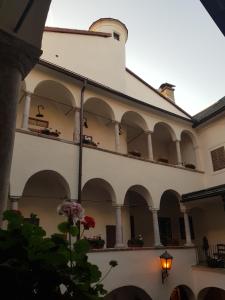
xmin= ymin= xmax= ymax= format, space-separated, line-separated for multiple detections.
xmin=44 ymin=26 xmax=111 ymax=38
xmin=126 ymin=68 xmax=191 ymax=119
xmin=193 ymin=103 xmax=225 ymax=127
xmin=38 ymin=59 xmax=193 ymax=123
xmin=182 ymin=184 xmax=225 ymax=202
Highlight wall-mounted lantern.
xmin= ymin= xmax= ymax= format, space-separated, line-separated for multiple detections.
xmin=83 ymin=117 xmax=88 ymax=128
xmin=36 ymin=105 xmax=44 ymax=118
xmin=160 ymin=251 xmax=173 ymax=284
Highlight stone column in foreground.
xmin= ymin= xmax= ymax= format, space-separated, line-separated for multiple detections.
xmin=0 ymin=30 xmax=41 ymax=225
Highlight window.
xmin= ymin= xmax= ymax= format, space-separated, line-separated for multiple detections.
xmin=113 ymin=32 xmax=120 ymax=41
xmin=211 ymin=146 xmax=225 ymax=171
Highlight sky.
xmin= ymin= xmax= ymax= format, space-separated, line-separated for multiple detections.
xmin=46 ymin=0 xmax=225 ymax=115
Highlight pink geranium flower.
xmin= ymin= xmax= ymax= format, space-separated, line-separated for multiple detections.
xmin=57 ymin=200 xmax=84 ymax=224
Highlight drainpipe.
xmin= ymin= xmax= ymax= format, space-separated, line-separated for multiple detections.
xmin=76 ymin=80 xmax=86 ymax=239
xmin=77 ymin=80 xmax=87 ymax=204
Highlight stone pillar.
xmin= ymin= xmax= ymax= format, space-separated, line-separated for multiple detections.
xmin=10 ymin=196 xmax=20 ymax=211
xmin=21 ymin=92 xmax=31 ymax=130
xmin=74 ymin=108 xmax=80 ymax=143
xmin=146 ymin=131 xmax=154 ymax=160
xmin=151 ymin=208 xmax=162 ymax=247
xmin=114 ymin=204 xmax=124 ymax=248
xmin=175 ymin=140 xmax=182 ymax=166
xmin=183 ymin=209 xmax=193 ymax=246
xmin=0 ymin=29 xmax=41 ymax=225
xmin=114 ymin=121 xmax=120 ymax=152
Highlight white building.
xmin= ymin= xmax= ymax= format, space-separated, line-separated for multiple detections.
xmin=11 ymin=18 xmax=225 ymax=300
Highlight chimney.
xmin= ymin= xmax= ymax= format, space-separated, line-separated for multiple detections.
xmin=159 ymin=83 xmax=176 ymax=102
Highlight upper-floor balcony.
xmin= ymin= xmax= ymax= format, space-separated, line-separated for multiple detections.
xmin=17 ymin=79 xmax=202 ymax=173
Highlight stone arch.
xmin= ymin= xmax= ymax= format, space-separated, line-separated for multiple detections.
xmin=82 ymin=178 xmax=116 ymax=204
xmin=170 ymin=285 xmax=195 ymax=300
xmin=120 ymin=111 xmax=149 ymax=158
xmin=105 ymin=285 xmax=152 ymax=300
xmin=198 ymin=287 xmax=225 ymax=300
xmin=153 ymin=121 xmax=176 ymax=141
xmin=124 ymin=185 xmax=154 ymax=246
xmin=159 ymin=189 xmax=183 ymax=246
xmin=180 ymin=130 xmax=198 ymax=148
xmin=84 ymin=97 xmax=115 ymax=120
xmin=28 ymin=80 xmax=76 ymax=141
xmin=124 ymin=185 xmax=153 ymax=207
xmin=83 ymin=97 xmax=116 ymax=151
xmin=152 ymin=122 xmax=178 ymax=164
xmin=20 ymin=170 xmax=71 ymax=235
xmin=81 ymin=178 xmax=117 ymax=246
xmin=34 ymin=80 xmax=75 ymax=107
xmin=180 ymin=130 xmax=197 ymax=169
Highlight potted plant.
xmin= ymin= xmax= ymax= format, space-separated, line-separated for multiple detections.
xmin=85 ymin=235 xmax=105 ymax=249
xmin=127 ymin=234 xmax=144 ymax=247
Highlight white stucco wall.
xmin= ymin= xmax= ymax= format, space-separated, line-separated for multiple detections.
xmin=89 ymin=248 xmax=197 ymax=300
xmin=192 ymin=266 xmax=225 ymax=298
xmin=196 ymin=116 xmax=225 ymax=187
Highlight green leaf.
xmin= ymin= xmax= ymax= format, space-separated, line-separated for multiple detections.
xmin=70 ymin=226 xmax=79 ymax=237
xmin=89 ymin=264 xmax=102 ymax=283
xmin=3 ymin=210 xmax=23 ymax=230
xmin=74 ymin=239 xmax=90 ymax=255
xmin=58 ymin=222 xmax=79 ymax=237
xmin=58 ymin=222 xmax=70 ymax=233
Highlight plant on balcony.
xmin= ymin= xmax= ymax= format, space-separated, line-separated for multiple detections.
xmin=184 ymin=163 xmax=196 ymax=169
xmin=40 ymin=128 xmax=61 ymax=137
xmin=0 ymin=206 xmax=117 ymax=299
xmin=127 ymin=234 xmax=144 ymax=247
xmin=157 ymin=157 xmax=169 ymax=163
xmin=85 ymin=236 xmax=105 ymax=249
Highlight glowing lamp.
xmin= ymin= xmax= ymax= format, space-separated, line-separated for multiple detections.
xmin=160 ymin=251 xmax=173 ymax=283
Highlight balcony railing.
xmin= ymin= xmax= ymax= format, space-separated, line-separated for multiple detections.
xmin=196 ymin=244 xmax=225 ymax=268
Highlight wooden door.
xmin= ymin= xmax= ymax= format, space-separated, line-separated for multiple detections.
xmin=106 ymin=225 xmax=116 ymax=248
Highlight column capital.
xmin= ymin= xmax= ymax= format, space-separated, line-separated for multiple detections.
xmin=112 ymin=203 xmax=123 ymax=208
xmin=151 ymin=207 xmax=160 ymax=213
xmin=145 ymin=130 xmax=153 ymax=135
xmin=25 ymin=91 xmax=32 ymax=97
xmin=180 ymin=205 xmax=190 ymax=213
xmin=0 ymin=29 xmax=41 ymax=79
xmin=112 ymin=120 xmax=120 ymax=125
xmin=10 ymin=195 xmax=21 ymax=201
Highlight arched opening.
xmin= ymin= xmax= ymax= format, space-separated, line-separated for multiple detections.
xmin=180 ymin=131 xmax=197 ymax=169
xmin=121 ymin=111 xmax=148 ymax=158
xmin=20 ymin=170 xmax=70 ymax=235
xmin=152 ymin=122 xmax=177 ymax=164
xmin=124 ymin=185 xmax=153 ymax=247
xmin=198 ymin=287 xmax=225 ymax=300
xmin=105 ymin=286 xmax=152 ymax=300
xmin=83 ymin=98 xmax=115 ymax=151
xmin=159 ymin=190 xmax=184 ymax=246
xmin=82 ymin=178 xmax=116 ymax=248
xmin=28 ymin=80 xmax=75 ymax=141
xmin=170 ymin=285 xmax=195 ymax=300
